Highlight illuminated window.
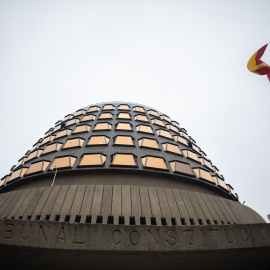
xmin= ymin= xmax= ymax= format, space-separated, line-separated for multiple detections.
xmin=102 ymin=104 xmax=115 ymax=111
xmin=116 ymin=122 xmax=132 ymax=131
xmin=99 ymin=113 xmax=113 ymax=120
xmin=117 ymin=113 xmax=131 ymax=119
xmin=40 ymin=135 xmax=55 ymax=146
xmin=148 ymin=110 xmax=159 ymax=117
xmin=193 ymin=168 xmax=214 ymax=183
xmin=9 ymin=168 xmax=28 ymax=181
xmin=156 ymin=129 xmax=173 ymax=139
xmin=138 ymin=138 xmax=159 ymax=150
xmin=133 ymin=106 xmax=145 ymax=113
xmin=73 ymin=125 xmax=91 ymax=134
xmin=134 ymin=115 xmax=148 ymax=122
xmin=174 ymin=135 xmax=188 ymax=146
xmin=74 ymin=110 xmax=86 ymax=117
xmin=25 ymin=161 xmax=50 ymax=176
xmin=50 ymin=156 xmax=76 ymax=169
xmin=161 ymin=115 xmax=171 ymax=122
xmin=114 ymin=136 xmax=134 ymax=146
xmin=81 ymin=114 xmax=96 ymax=122
xmin=63 ymin=138 xmax=85 ymax=149
xmin=111 ymin=154 xmax=137 ymax=167
xmin=118 ymin=104 xmax=130 ymax=110
xmin=170 ymin=161 xmax=194 ymax=176
xmin=55 ymin=129 xmax=72 ymax=139
xmin=141 ymin=156 xmax=168 ymax=171
xmin=199 ymin=157 xmax=213 ymax=171
xmin=162 ymin=143 xmax=182 ymax=155
xmin=63 ymin=114 xmax=73 ymax=122
xmin=87 ymin=136 xmax=109 ymax=146
xmin=152 ymin=119 xmax=165 ymax=127
xmin=88 ymin=106 xmax=100 ymax=113
xmin=26 ymin=149 xmax=43 ymax=162
xmin=136 ymin=125 xmax=153 ymax=134
xmin=66 ymin=119 xmax=80 ymax=127
xmin=182 ymin=150 xmax=200 ymax=163
xmin=94 ymin=123 xmax=112 ymax=131
xmin=42 ymin=143 xmax=62 ymax=155
xmin=166 ymin=125 xmax=179 ymax=133
xmin=79 ymin=154 xmax=106 ymax=167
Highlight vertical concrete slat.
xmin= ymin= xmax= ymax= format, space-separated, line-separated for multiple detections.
xmin=139 ymin=186 xmax=152 ymax=226
xmin=111 ymin=185 xmax=121 ymax=225
xmin=80 ymin=185 xmax=95 ymax=223
xmin=70 ymin=185 xmax=87 ymax=223
xmin=216 ymin=196 xmax=238 ymax=224
xmin=122 ymin=185 xmax=131 ymax=225
xmin=211 ymin=195 xmax=231 ymax=224
xmin=148 ymin=187 xmax=162 ymax=226
xmin=172 ymin=189 xmax=190 ymax=225
xmin=0 ymin=191 xmax=19 ymax=217
xmin=131 ymin=186 xmax=142 ymax=225
xmin=156 ymin=187 xmax=172 ymax=225
xmin=1 ymin=190 xmax=23 ymax=218
xmin=224 ymin=200 xmax=243 ymax=224
xmin=180 ymin=190 xmax=198 ymax=225
xmin=90 ymin=185 xmax=104 ymax=223
xmin=0 ymin=192 xmax=13 ymax=213
xmin=59 ymin=185 xmax=78 ymax=222
xmin=193 ymin=192 xmax=213 ymax=224
xmin=165 ymin=188 xmax=181 ymax=225
xmin=101 ymin=185 xmax=112 ymax=224
xmin=206 ymin=194 xmax=227 ymax=224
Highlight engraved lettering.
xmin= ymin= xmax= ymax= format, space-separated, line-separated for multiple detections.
xmin=240 ymin=228 xmax=249 ymax=243
xmin=129 ymin=230 xmax=140 ymax=246
xmin=183 ymin=230 xmax=194 ymax=246
xmin=20 ymin=223 xmax=32 ymax=241
xmin=112 ymin=230 xmax=122 ymax=246
xmin=36 ymin=225 xmax=49 ymax=243
xmin=73 ymin=227 xmax=85 ymax=245
xmin=260 ymin=228 xmax=268 ymax=242
xmin=147 ymin=229 xmax=159 ymax=250
xmin=3 ymin=222 xmax=14 ymax=240
xmin=56 ymin=227 xmax=66 ymax=243
xmin=224 ymin=228 xmax=234 ymax=244
xmin=166 ymin=230 xmax=178 ymax=246
xmin=209 ymin=229 xmax=219 ymax=246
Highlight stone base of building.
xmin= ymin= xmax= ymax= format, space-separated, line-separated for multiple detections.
xmin=0 ymin=219 xmax=269 ymax=269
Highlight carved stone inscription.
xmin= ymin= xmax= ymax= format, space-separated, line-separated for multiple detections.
xmin=0 ymin=219 xmax=269 ymax=252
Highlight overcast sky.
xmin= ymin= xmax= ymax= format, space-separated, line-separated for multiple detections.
xmin=0 ymin=0 xmax=269 ymax=221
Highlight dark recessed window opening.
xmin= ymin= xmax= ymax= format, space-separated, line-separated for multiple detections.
xmin=151 ymin=217 xmax=157 ymax=225
xmin=181 ymin=218 xmax=186 ymax=225
xmin=161 ymin=217 xmax=167 ymax=226
xmin=55 ymin=215 xmax=60 ymax=222
xmin=107 ymin=216 xmax=114 ymax=224
xmin=19 ymin=216 xmax=23 ymax=220
xmin=85 ymin=215 xmax=92 ymax=224
xmin=206 ymin=219 xmax=211 ymax=225
xmin=140 ymin=216 xmax=146 ymax=225
xmin=190 ymin=218 xmax=195 ymax=225
xmin=221 ymin=221 xmax=224 ymax=224
xmin=171 ymin=218 xmax=177 ymax=225
xmin=96 ymin=215 xmax=103 ymax=224
xmin=129 ymin=216 xmax=136 ymax=225
xmin=11 ymin=216 xmax=15 ymax=220
xmin=45 ymin=215 xmax=50 ymax=221
xmin=198 ymin=219 xmax=203 ymax=225
xmin=214 ymin=220 xmax=218 ymax=225
xmin=27 ymin=216 xmax=32 ymax=220
xmin=119 ymin=216 xmax=125 ymax=225
xmin=35 ymin=215 xmax=41 ymax=221
xmin=75 ymin=215 xmax=81 ymax=223
xmin=65 ymin=215 xmax=70 ymax=222
xmin=227 ymin=221 xmax=231 ymax=224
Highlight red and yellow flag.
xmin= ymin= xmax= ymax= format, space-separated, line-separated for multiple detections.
xmin=247 ymin=43 xmax=270 ymax=82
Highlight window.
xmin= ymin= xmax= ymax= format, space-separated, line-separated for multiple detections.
xmin=115 ymin=122 xmax=132 ymax=131
xmin=99 ymin=113 xmax=113 ymax=120
xmin=74 ymin=110 xmax=86 ymax=117
xmin=94 ymin=123 xmax=112 ymax=131
xmin=134 ymin=115 xmax=148 ymax=122
xmin=133 ymin=106 xmax=145 ymax=113
xmin=182 ymin=150 xmax=200 ymax=162
xmin=26 ymin=150 xmax=43 ymax=162
xmin=52 ymin=125 xmax=61 ymax=133
xmin=166 ymin=125 xmax=179 ymax=133
xmin=45 ymin=128 xmax=53 ymax=136
xmin=211 ymin=176 xmax=219 ymax=185
xmin=73 ymin=125 xmax=91 ymax=134
xmin=50 ymin=156 xmax=76 ymax=169
xmin=170 ymin=161 xmax=194 ymax=176
xmin=102 ymin=104 xmax=115 ymax=111
xmin=156 ymin=129 xmax=173 ymax=139
xmin=40 ymin=135 xmax=55 ymax=146
xmin=111 ymin=154 xmax=137 ymax=167
xmin=114 ymin=136 xmax=134 ymax=146
xmin=136 ymin=125 xmax=153 ymax=134
xmin=66 ymin=119 xmax=80 ymax=127
xmin=161 ymin=115 xmax=171 ymax=122
xmin=117 ymin=113 xmax=131 ymax=119
xmin=25 ymin=161 xmax=50 ymax=176
xmin=212 ymin=166 xmax=223 ymax=179
xmin=42 ymin=143 xmax=62 ymax=155
xmin=63 ymin=114 xmax=73 ymax=122
xmin=63 ymin=138 xmax=84 ymax=149
xmin=79 ymin=154 xmax=106 ymax=167
xmin=141 ymin=156 xmax=168 ymax=170
xmin=151 ymin=119 xmax=165 ymax=127
xmin=138 ymin=138 xmax=159 ymax=150
xmin=162 ymin=143 xmax=182 ymax=155
xmin=55 ymin=129 xmax=72 ymax=139
xmin=199 ymin=157 xmax=213 ymax=171
xmin=193 ymin=168 xmax=214 ymax=184
xmin=9 ymin=168 xmax=28 ymax=181
xmin=81 ymin=114 xmax=96 ymax=122
xmin=192 ymin=144 xmax=201 ymax=153
xmin=216 ymin=177 xmax=228 ymax=191
xmin=88 ymin=106 xmax=100 ymax=113
xmin=15 ymin=157 xmax=27 ymax=168
xmin=172 ymin=121 xmax=181 ymax=129
xmin=147 ymin=110 xmax=159 ymax=117
xmin=118 ymin=104 xmax=130 ymax=111
xmin=179 ymin=131 xmax=190 ymax=140
xmin=87 ymin=136 xmax=109 ymax=146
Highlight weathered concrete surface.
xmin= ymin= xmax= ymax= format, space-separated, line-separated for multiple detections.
xmin=0 ymin=219 xmax=269 ymax=269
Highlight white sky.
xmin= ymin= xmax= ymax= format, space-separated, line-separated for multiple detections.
xmin=0 ymin=0 xmax=269 ymax=221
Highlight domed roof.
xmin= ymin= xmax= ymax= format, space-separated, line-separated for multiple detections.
xmin=0 ymin=102 xmax=238 ymax=201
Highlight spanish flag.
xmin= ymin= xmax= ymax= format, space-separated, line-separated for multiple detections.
xmin=247 ymin=43 xmax=270 ymax=82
